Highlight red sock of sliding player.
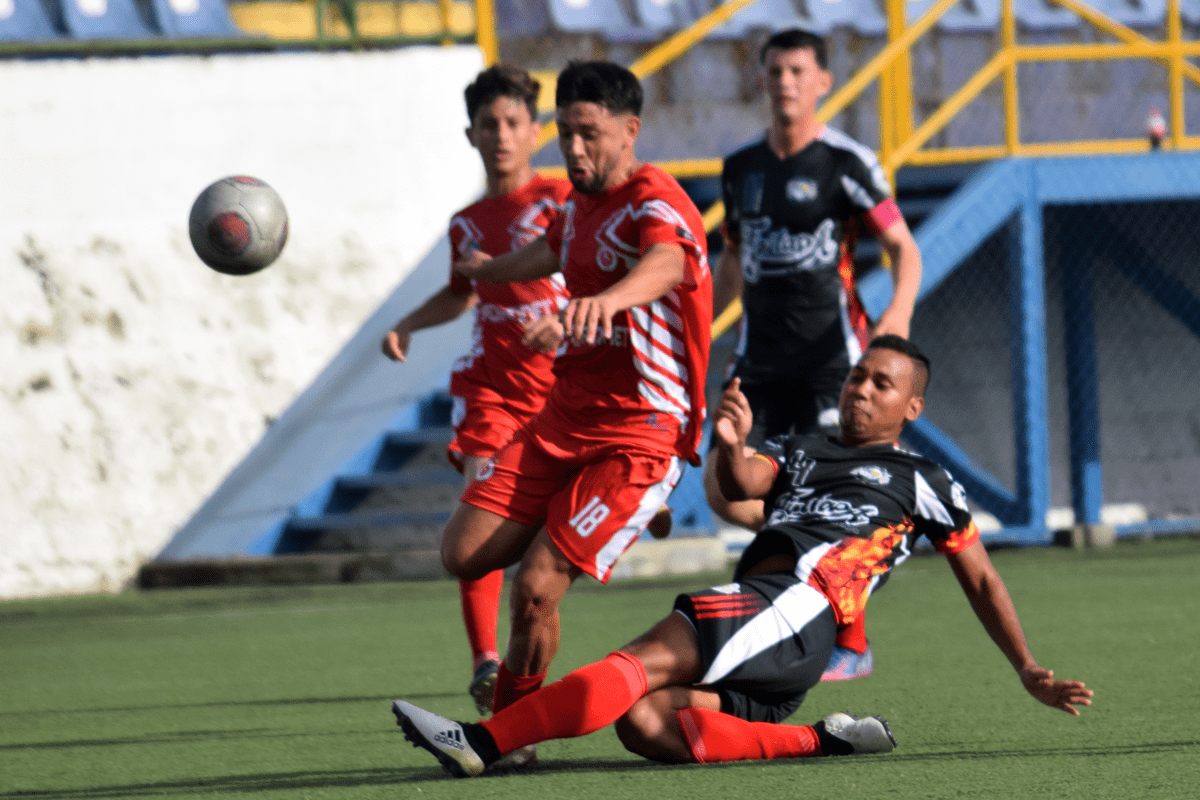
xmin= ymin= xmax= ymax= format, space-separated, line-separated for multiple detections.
xmin=676 ymin=707 xmax=822 ymax=763
xmin=459 ymin=571 xmax=503 ymax=667
xmin=482 ymin=651 xmax=648 ymax=753
xmin=491 ymin=661 xmax=546 ymax=714
xmin=835 ymin=613 xmax=869 ymax=654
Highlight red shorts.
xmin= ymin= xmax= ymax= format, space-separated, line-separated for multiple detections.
xmin=447 ymin=392 xmax=535 ymax=474
xmin=460 ymin=411 xmax=684 ymax=583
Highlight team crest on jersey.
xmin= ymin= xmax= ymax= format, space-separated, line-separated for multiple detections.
xmin=786 ymin=177 xmax=818 ymax=203
xmin=476 ymin=459 xmax=496 ymax=482
xmin=709 ymin=583 xmax=742 ymax=595
xmin=851 ymin=465 xmax=891 ymax=486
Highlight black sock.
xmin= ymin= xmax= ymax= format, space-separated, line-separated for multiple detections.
xmin=812 ymin=720 xmax=853 ymax=756
xmin=462 ymin=722 xmax=502 ymax=765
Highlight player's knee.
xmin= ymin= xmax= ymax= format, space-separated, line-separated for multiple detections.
xmin=614 ymin=702 xmax=692 ymax=763
xmin=508 ymin=570 xmax=563 ymax=626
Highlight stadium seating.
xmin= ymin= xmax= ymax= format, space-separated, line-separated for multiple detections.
xmin=59 ymin=0 xmax=157 ymax=37
xmin=495 ymin=0 xmax=548 ymax=34
xmin=907 ymin=0 xmax=1000 ymax=31
xmin=1182 ymin=0 xmax=1200 ymax=23
xmin=698 ymin=0 xmax=813 ymax=38
xmin=547 ymin=0 xmax=655 ymax=40
xmin=1089 ymin=0 xmax=1165 ymax=27
xmin=1011 ymin=0 xmax=1077 ymax=28
xmin=149 ymin=0 xmax=242 ymax=36
xmin=1 ymin=0 xmax=63 ymax=39
xmin=807 ymin=0 xmax=886 ymax=35
xmin=632 ymin=0 xmax=700 ymax=36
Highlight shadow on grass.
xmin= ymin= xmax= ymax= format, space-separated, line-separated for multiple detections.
xmin=0 ymin=692 xmax=457 ymax=718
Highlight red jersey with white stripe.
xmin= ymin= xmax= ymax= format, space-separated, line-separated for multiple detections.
xmin=446 ymin=175 xmax=573 ymax=418
xmin=543 ymin=164 xmax=712 ymax=465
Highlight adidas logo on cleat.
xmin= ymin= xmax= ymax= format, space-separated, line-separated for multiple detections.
xmin=433 ymin=730 xmax=465 ymax=751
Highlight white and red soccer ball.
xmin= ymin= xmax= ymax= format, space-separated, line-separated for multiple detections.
xmin=189 ymin=176 xmax=288 ymax=276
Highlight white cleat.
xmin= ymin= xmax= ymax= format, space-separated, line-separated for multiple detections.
xmin=822 ymin=711 xmax=897 ymax=755
xmin=487 ymin=744 xmax=537 ymax=772
xmin=392 ymin=699 xmax=485 ymax=778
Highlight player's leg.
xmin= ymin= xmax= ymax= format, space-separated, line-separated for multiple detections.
xmin=492 ymin=528 xmax=581 ymax=713
xmin=393 ymin=609 xmax=703 ymax=777
xmin=455 ymin=455 xmax=504 ymax=713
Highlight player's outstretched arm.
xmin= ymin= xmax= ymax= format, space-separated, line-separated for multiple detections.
xmin=712 ymin=378 xmax=775 ymax=501
xmin=454 ymin=237 xmax=559 ymax=284
xmin=562 ymin=241 xmax=685 ymax=345
xmin=711 ymin=237 xmax=743 ymax=319
xmin=382 ymin=284 xmax=477 ymax=362
xmin=872 ymin=218 xmax=922 ymax=340
xmin=944 ymin=541 xmax=1093 ymax=715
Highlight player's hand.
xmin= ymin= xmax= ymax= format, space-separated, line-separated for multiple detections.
xmin=713 ymin=378 xmax=753 ymax=449
xmin=523 ymin=314 xmax=565 ymax=354
xmin=381 ymin=326 xmax=412 ymax=362
xmin=562 ymin=295 xmax=619 ymax=345
xmin=871 ymin=306 xmax=911 ymax=340
xmin=452 ymin=249 xmax=493 ymax=280
xmin=1019 ymin=665 xmax=1093 ymax=715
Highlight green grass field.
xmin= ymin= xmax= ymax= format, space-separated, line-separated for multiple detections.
xmin=3 ymin=537 xmax=1199 ymax=799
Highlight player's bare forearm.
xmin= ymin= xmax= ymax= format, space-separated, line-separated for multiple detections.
xmin=712 ymin=379 xmax=774 ymax=500
xmin=711 ymin=241 xmax=743 ymax=318
xmin=382 ymin=284 xmax=476 ymax=361
xmin=946 ymin=541 xmax=1093 ymax=714
xmin=563 ymin=243 xmax=685 ymax=344
xmin=873 ymin=220 xmax=922 ymax=339
xmin=455 ymin=237 xmax=559 ymax=284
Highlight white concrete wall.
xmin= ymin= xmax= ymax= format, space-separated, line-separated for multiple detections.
xmin=0 ymin=47 xmax=485 ymax=599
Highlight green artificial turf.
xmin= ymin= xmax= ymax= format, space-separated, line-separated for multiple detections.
xmin=2 ymin=536 xmax=1198 ymax=799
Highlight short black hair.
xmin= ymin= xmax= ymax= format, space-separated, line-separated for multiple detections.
xmin=555 ymin=61 xmax=643 ymax=116
xmin=464 ymin=63 xmax=540 ymax=124
xmin=867 ymin=334 xmax=931 ymax=396
xmin=759 ymin=28 xmax=828 ymax=70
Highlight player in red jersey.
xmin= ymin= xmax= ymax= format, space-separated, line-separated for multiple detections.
xmin=393 ymin=336 xmax=1092 ymax=777
xmin=444 ymin=61 xmax=713 ymax=740
xmin=381 ymin=64 xmax=572 ymax=717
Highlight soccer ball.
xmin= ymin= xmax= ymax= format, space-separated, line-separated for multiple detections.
xmin=188 ymin=176 xmax=289 ymax=275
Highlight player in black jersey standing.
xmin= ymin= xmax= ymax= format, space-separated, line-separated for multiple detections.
xmin=392 ymin=335 xmax=1091 ymax=777
xmin=704 ymin=28 xmax=924 ymax=680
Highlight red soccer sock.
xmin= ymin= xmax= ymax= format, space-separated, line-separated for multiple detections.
xmin=835 ymin=614 xmax=869 ymax=654
xmin=676 ymin=707 xmax=823 ymax=763
xmin=459 ymin=571 xmax=504 ymax=667
xmin=481 ymin=651 xmax=648 ymax=754
xmin=491 ymin=661 xmax=547 ymax=714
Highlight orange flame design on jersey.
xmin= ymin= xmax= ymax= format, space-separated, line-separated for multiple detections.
xmin=808 ymin=524 xmax=913 ymax=626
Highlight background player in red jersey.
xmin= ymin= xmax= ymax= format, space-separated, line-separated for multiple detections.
xmin=706 ymin=29 xmax=925 ymax=681
xmin=444 ymin=61 xmax=713 ymax=747
xmin=392 ymin=336 xmax=1092 ymax=777
xmin=380 ymin=64 xmax=572 ymax=717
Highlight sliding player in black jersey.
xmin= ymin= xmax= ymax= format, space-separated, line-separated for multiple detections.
xmin=705 ymin=28 xmax=924 ymax=680
xmin=393 ymin=336 xmax=1091 ymax=776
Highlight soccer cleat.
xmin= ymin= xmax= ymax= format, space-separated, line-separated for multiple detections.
xmin=487 ymin=744 xmax=537 ymax=771
xmin=469 ymin=659 xmax=500 ymax=716
xmin=392 ymin=699 xmax=485 ymax=777
xmin=821 ymin=711 xmax=897 ymax=755
xmin=821 ymin=643 xmax=874 ymax=682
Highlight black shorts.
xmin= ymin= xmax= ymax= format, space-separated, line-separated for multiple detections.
xmin=674 ymin=571 xmax=837 ymax=723
xmin=726 ymin=365 xmax=847 ymax=449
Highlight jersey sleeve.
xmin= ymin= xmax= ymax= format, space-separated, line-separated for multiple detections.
xmin=447 ymin=215 xmax=474 ymax=295
xmin=839 ymin=149 xmax=898 ymax=236
xmin=543 ymin=203 xmax=566 ymax=259
xmin=912 ymin=461 xmax=979 ymax=554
